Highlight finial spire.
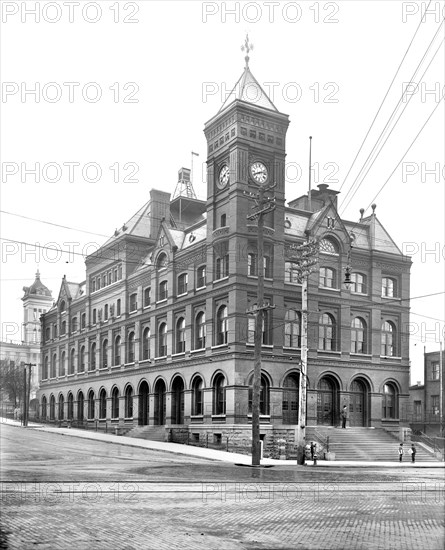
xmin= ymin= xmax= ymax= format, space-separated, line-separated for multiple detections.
xmin=241 ymin=33 xmax=253 ymax=67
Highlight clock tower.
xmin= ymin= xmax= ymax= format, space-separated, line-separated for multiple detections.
xmin=204 ymin=37 xmax=290 ymax=281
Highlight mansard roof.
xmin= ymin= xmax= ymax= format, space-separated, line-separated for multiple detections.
xmin=22 ymin=270 xmax=52 ymax=300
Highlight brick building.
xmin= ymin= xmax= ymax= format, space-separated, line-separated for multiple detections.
xmin=409 ymin=350 xmax=444 ymax=436
xmin=37 ymin=59 xmax=412 ymax=451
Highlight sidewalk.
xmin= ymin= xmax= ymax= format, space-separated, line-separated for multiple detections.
xmin=2 ymin=418 xmax=444 ymax=468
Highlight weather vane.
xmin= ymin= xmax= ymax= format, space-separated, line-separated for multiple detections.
xmin=241 ymin=33 xmax=253 ymax=67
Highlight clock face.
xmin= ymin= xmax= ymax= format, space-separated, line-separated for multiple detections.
xmin=250 ymin=162 xmax=268 ymax=184
xmin=217 ymin=165 xmax=230 ymax=188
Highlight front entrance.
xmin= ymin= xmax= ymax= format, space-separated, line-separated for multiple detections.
xmin=282 ymin=374 xmax=299 ymax=424
xmin=349 ymin=379 xmax=367 ymax=427
xmin=138 ymin=381 xmax=149 ymax=426
xmin=317 ymin=376 xmax=339 ymax=426
xmin=171 ymin=377 xmax=184 ymax=424
xmin=154 ymin=380 xmax=166 ymax=425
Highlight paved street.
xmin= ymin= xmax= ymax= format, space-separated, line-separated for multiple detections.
xmin=1 ymin=424 xmax=444 ymax=549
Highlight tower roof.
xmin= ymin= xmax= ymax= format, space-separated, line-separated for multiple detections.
xmin=218 ymin=64 xmax=278 ymax=114
xmin=22 ymin=270 xmax=52 ymax=299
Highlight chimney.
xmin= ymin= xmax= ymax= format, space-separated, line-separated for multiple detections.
xmin=149 ymin=189 xmax=171 ymax=238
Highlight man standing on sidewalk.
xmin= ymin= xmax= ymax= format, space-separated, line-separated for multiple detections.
xmin=411 ymin=444 xmax=416 ymax=463
xmin=341 ymin=405 xmax=348 ymax=428
xmin=398 ymin=443 xmax=404 ymax=462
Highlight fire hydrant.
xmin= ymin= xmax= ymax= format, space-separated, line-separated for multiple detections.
xmin=313 ymin=452 xmax=318 ymax=466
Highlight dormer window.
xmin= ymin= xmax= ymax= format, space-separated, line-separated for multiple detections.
xmin=59 ymin=300 xmax=66 ymax=313
xmin=157 ymin=252 xmax=167 ymax=270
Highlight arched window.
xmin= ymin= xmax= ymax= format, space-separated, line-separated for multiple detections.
xmin=213 ymin=374 xmax=226 ymax=415
xmin=177 ymin=273 xmax=188 ymax=295
xmin=60 ymin=351 xmax=66 ymax=376
xmin=50 ymin=395 xmax=55 ymax=420
xmin=215 ymin=243 xmax=229 ymax=280
xmin=319 ymin=237 xmax=339 ymax=255
xmin=196 ymin=265 xmax=206 ymax=288
xmin=284 ymin=310 xmax=301 ymax=348
xmin=247 ymin=304 xmax=270 ymax=345
xmin=116 ymin=299 xmax=121 ymax=317
xmin=382 ymin=277 xmax=397 ymax=297
xmin=58 ymin=394 xmax=64 ymax=420
xmin=43 ymin=356 xmax=49 ymax=379
xmin=192 ymin=377 xmax=203 ymax=416
xmin=351 ymin=317 xmax=367 ymax=354
xmin=102 ymin=339 xmax=108 ymax=368
xmin=111 ymin=388 xmax=119 ymax=419
xmin=282 ymin=374 xmax=299 ymax=424
xmin=158 ymin=323 xmax=167 ymax=356
xmin=351 ymin=273 xmax=367 ymax=294
xmin=81 ymin=313 xmax=86 ymax=329
xmin=159 ymin=280 xmax=168 ymax=301
xmin=41 ymin=396 xmax=47 ymax=420
xmin=128 ymin=332 xmax=135 ymax=363
xmin=247 ymin=253 xmax=257 ymax=276
xmin=71 ymin=317 xmax=78 ymax=333
xmin=319 ymin=313 xmax=336 ymax=351
xmin=51 ymin=354 xmax=57 ymax=378
xmin=114 ymin=336 xmax=121 ymax=365
xmin=87 ymin=390 xmax=95 ymax=419
xmin=60 ymin=320 xmax=66 ymax=336
xmin=382 ymin=383 xmax=398 ymax=419
xmin=248 ymin=374 xmax=270 ymax=415
xmin=77 ymin=391 xmax=84 ymax=421
xmin=381 ymin=321 xmax=396 ymax=356
xmin=45 ymin=327 xmax=51 ymax=342
xmin=216 ymin=306 xmax=228 ymax=345
xmin=125 ymin=386 xmax=133 ymax=417
xmin=220 ymin=213 xmax=227 ymax=227
xmin=157 ymin=252 xmax=167 ymax=270
xmin=142 ymin=328 xmax=150 ymax=360
xmin=104 ymin=304 xmax=108 ymax=321
xmin=69 ymin=348 xmax=76 ymax=374
xmin=67 ymin=393 xmax=74 ymax=420
xmin=175 ymin=317 xmax=186 ymax=353
xmin=99 ymin=389 xmax=107 ymax=419
xmin=144 ymin=287 xmax=151 ymax=307
xmin=195 ymin=312 xmax=206 ymax=349
xmin=79 ymin=346 xmax=85 ymax=372
xmin=59 ymin=300 xmax=66 ymax=313
xmin=90 ymin=343 xmax=96 ymax=370
xmin=129 ymin=293 xmax=137 ymax=312
xmin=319 ymin=267 xmax=336 ymax=288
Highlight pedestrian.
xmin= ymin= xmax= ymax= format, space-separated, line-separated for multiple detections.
xmin=341 ymin=405 xmax=347 ymax=428
xmin=310 ymin=442 xmax=316 ymax=460
xmin=398 ymin=443 xmax=404 ymax=462
xmin=411 ymin=444 xmax=416 ymax=463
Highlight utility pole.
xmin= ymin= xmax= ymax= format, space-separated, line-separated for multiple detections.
xmin=287 ymin=239 xmax=319 ymax=463
xmin=246 ymin=183 xmax=276 ymax=466
xmin=22 ymin=363 xmax=36 ymax=427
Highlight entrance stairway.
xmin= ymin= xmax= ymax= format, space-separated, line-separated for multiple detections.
xmin=307 ymin=427 xmax=440 ymax=462
xmin=125 ymin=425 xmax=166 ymax=442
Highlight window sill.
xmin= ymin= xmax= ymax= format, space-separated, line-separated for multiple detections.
xmin=380 ymin=355 xmax=402 ymax=360
xmin=154 ymin=355 xmax=167 ymax=361
xmin=350 ymin=353 xmax=372 ymax=359
xmin=211 ymin=344 xmax=228 ymax=350
xmin=317 ymin=350 xmax=341 ymax=355
xmin=247 ymin=414 xmax=271 ymax=420
xmin=143 ymin=305 xmax=151 ymax=310
xmin=177 ymin=292 xmax=188 ymax=298
xmin=211 ymin=415 xmax=226 ymax=420
xmin=196 ymin=286 xmax=206 ymax=291
xmin=172 ymin=352 xmax=185 ymax=359
xmin=283 ymin=346 xmax=301 ymax=351
xmin=318 ymin=286 xmax=340 ymax=292
xmin=124 ymin=362 xmax=135 ymax=367
xmin=190 ymin=415 xmax=204 ymax=420
xmin=351 ymin=291 xmax=368 ymax=296
xmin=191 ymin=348 xmax=206 ymax=354
xmin=67 ymin=373 xmax=75 ymax=378
xmin=128 ymin=310 xmax=138 ymax=315
xmin=156 ymin=299 xmax=167 ymax=305
xmin=111 ymin=364 xmax=122 ymax=369
xmin=246 ymin=343 xmax=274 ymax=349
xmin=139 ymin=358 xmax=151 ymax=364
xmin=213 ymin=276 xmax=229 ymax=283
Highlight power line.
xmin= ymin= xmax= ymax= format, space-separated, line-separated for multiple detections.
xmin=340 ymin=22 xmax=445 ymax=214
xmin=337 ymin=0 xmax=433 ymax=195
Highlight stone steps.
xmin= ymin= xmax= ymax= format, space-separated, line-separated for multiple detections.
xmin=126 ymin=425 xmax=166 ymax=442
xmin=307 ymin=427 xmax=439 ymax=462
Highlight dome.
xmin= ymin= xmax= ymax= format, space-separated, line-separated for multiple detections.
xmin=22 ymin=270 xmax=52 ymax=299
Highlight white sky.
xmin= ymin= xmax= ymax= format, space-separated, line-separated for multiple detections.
xmin=1 ymin=0 xmax=444 ymax=384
